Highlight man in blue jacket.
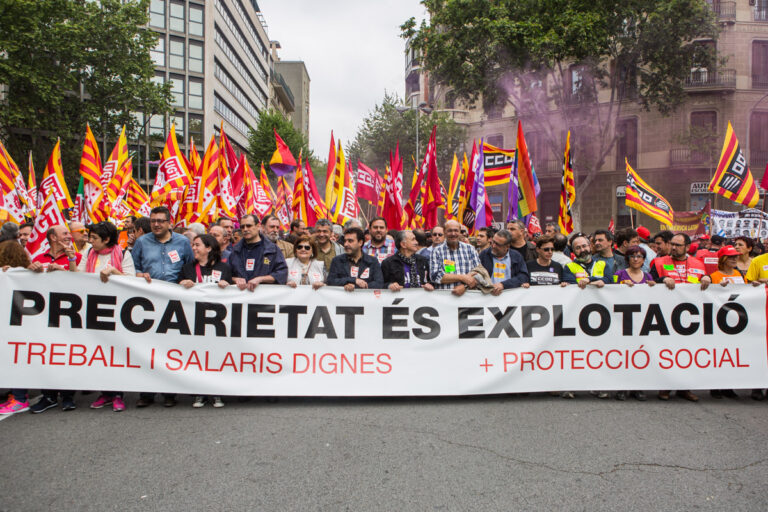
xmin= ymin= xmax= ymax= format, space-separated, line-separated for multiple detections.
xmin=229 ymin=214 xmax=287 ymax=290
xmin=478 ymin=229 xmax=530 ymax=295
xmin=327 ymin=227 xmax=384 ymax=290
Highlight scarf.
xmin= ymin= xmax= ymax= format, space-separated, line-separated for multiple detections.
xmin=396 ymin=252 xmax=420 ymax=288
xmin=86 ymin=245 xmax=124 ymax=273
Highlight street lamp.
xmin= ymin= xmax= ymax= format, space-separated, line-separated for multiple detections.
xmin=396 ymin=102 xmax=433 ymax=165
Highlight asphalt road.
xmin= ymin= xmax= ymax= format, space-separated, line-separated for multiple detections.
xmin=1 ymin=392 xmax=767 ymax=511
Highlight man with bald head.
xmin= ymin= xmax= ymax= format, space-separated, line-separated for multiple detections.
xmin=209 ymin=225 xmax=231 ymax=262
xmin=27 ymin=224 xmax=82 ymax=413
xmin=430 ymin=220 xmax=480 ymax=296
xmin=68 ymin=221 xmax=90 ymax=254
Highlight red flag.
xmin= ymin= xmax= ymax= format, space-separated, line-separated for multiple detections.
xmin=25 ymin=192 xmax=68 ymax=260
xmin=382 ymin=145 xmax=404 ymax=229
xmin=608 ymin=218 xmax=615 ymax=234
xmin=356 ymin=162 xmax=379 ymax=202
xmin=527 ymin=213 xmax=542 ymax=237
xmin=761 ymin=162 xmax=768 ymax=191
xmin=422 ymin=126 xmax=442 ymax=229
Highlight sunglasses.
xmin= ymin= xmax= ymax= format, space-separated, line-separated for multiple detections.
xmin=296 ymin=245 xmax=312 ymax=250
xmin=539 ymin=247 xmax=554 ymax=252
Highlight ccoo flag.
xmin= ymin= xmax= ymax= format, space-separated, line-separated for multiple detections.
xmin=709 ymin=121 xmax=759 ymax=208
xmin=625 ymin=159 xmax=674 ymax=226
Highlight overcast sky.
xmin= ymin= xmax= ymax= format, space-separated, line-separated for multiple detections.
xmin=258 ymin=0 xmax=427 ymax=157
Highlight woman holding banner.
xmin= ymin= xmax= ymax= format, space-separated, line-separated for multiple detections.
xmin=179 ymin=234 xmax=232 ymax=408
xmin=78 ymin=221 xmax=135 ymax=412
xmin=285 ymin=235 xmax=326 ymax=289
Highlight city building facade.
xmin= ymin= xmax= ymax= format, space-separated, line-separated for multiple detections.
xmin=406 ymin=0 xmax=768 ymax=233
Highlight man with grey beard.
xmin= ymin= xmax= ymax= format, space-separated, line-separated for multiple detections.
xmin=261 ymin=214 xmax=294 ymax=259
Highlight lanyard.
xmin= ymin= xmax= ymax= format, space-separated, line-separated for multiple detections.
xmin=195 ymin=263 xmax=203 ymax=283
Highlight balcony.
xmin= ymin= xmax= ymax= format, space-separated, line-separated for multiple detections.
xmin=712 ymin=1 xmax=736 ymax=22
xmin=670 ymin=148 xmax=710 ymax=167
xmin=271 ymin=71 xmax=294 ymax=112
xmin=685 ymin=68 xmax=736 ymax=91
xmin=535 ymin=159 xmax=564 ymax=176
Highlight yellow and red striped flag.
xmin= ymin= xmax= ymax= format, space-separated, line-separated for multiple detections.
xmin=180 ymin=135 xmax=218 ymax=225
xmin=125 ymin=178 xmax=151 ymax=217
xmin=625 ymin=159 xmax=674 ymax=225
xmin=709 ymin=121 xmax=760 ymax=208
xmin=79 ymin=124 xmax=105 ymax=222
xmin=27 ymin=151 xmax=38 ymax=215
xmin=39 ymin=139 xmax=74 ymax=211
xmin=151 ymin=124 xmax=191 ymax=205
xmin=445 ymin=153 xmax=462 ymax=221
xmin=275 ymin=175 xmax=292 ymax=229
xmin=558 ymin=131 xmax=576 ymax=235
xmin=259 ymin=162 xmax=276 ymax=211
xmin=102 ymin=126 xmax=130 ymax=211
xmin=0 ymin=140 xmax=25 ymax=222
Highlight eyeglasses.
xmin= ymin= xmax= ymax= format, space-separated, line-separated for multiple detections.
xmin=71 ymin=228 xmax=86 ymax=233
xmin=628 ymin=254 xmax=644 ymax=259
xmin=539 ymin=247 xmax=554 ymax=252
xmin=296 ymin=245 xmax=312 ymax=250
xmin=150 ymin=219 xmax=169 ymax=224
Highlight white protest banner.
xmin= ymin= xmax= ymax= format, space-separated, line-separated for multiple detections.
xmin=1 ymin=270 xmax=766 ymax=396
xmin=711 ymin=208 xmax=768 ymax=239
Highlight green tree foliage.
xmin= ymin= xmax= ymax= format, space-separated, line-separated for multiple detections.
xmin=347 ymin=92 xmax=466 ymax=188
xmin=402 ymin=0 xmax=719 ymax=216
xmin=248 ymin=109 xmax=316 ymax=184
xmin=0 ymin=0 xmax=172 ymax=189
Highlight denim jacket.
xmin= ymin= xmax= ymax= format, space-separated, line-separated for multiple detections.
xmin=131 ymin=232 xmax=193 ymax=283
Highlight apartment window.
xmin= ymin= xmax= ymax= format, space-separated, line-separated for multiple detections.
xmin=485 ymin=103 xmax=503 ymax=120
xmin=150 ymin=114 xmax=165 ymax=137
xmin=525 ymin=131 xmax=545 ymax=170
xmin=151 ymin=73 xmax=165 ymax=87
xmin=149 ymin=0 xmax=165 ymax=29
xmin=189 ymin=114 xmax=204 ymax=146
xmin=214 ymin=29 xmax=268 ymax=108
xmin=214 ymin=59 xmax=259 ymax=119
xmin=169 ymin=2 xmax=185 ymax=32
xmin=189 ymin=42 xmax=203 ymax=73
xmin=189 ymin=79 xmax=203 ymax=109
xmin=752 ymin=41 xmax=768 ymax=88
xmin=751 ymin=112 xmax=768 ymax=167
xmin=756 ymin=0 xmax=768 ymax=22
xmin=691 ymin=111 xmax=717 ymax=132
xmin=214 ymin=94 xmax=251 ymax=136
xmin=169 ymin=38 xmax=185 ymax=70
xmin=170 ymin=76 xmax=184 ymax=107
xmin=189 ymin=5 xmax=204 ymax=36
xmin=173 ymin=114 xmax=185 ymax=143
xmin=150 ymin=36 xmax=165 ymax=66
xmin=616 ymin=118 xmax=638 ymax=169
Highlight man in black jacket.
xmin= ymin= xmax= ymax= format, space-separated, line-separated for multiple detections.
xmin=479 ymin=229 xmax=530 ymax=295
xmin=327 ymin=227 xmax=384 ymax=290
xmin=381 ymin=230 xmax=434 ymax=291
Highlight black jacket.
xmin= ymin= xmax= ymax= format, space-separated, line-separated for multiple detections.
xmin=327 ymin=253 xmax=384 ymax=289
xmin=381 ymin=253 xmax=431 ymax=287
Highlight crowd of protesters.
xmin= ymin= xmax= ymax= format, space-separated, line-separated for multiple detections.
xmin=1 ymin=208 xmax=767 ymax=414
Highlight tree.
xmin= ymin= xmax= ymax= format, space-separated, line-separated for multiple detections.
xmin=248 ymin=109 xmax=317 ymax=184
xmin=402 ymin=0 xmax=719 ymax=226
xmin=347 ymin=92 xmax=466 ymax=187
xmin=0 ymin=0 xmax=172 ymax=190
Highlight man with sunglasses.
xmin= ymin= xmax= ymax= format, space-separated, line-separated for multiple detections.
xmin=478 ymin=229 xmax=530 ymax=295
xmin=649 ymin=232 xmax=710 ymax=402
xmin=230 ymin=214 xmax=288 ymax=291
xmin=68 ymin=221 xmax=90 ymax=254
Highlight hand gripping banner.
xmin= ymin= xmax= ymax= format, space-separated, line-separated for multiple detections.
xmin=1 ymin=270 xmax=766 ymax=396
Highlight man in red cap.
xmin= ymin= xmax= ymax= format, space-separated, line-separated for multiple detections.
xmin=635 ymin=226 xmax=657 ymax=273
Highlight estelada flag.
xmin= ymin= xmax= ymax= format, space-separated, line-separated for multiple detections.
xmin=709 ymin=121 xmax=759 ymax=208
xmin=269 ymin=130 xmax=297 ymax=176
xmin=625 ymin=159 xmax=674 ymax=226
xmin=482 ymin=141 xmax=515 ymax=187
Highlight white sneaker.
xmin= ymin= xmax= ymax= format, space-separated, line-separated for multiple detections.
xmin=192 ymin=396 xmax=205 ymax=408
xmin=212 ymin=396 xmax=224 ymax=408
